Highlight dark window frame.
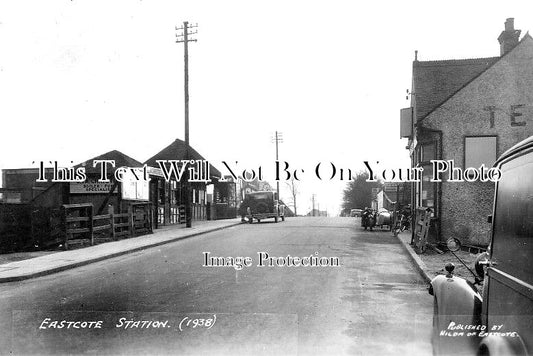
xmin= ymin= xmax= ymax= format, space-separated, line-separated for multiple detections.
xmin=416 ymin=140 xmax=439 ymax=216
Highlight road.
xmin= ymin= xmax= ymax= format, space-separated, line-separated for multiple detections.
xmin=0 ymin=217 xmax=433 ymax=355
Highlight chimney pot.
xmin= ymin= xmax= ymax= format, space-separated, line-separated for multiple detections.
xmin=498 ymin=18 xmax=521 ymax=56
xmin=505 ymin=18 xmax=514 ymax=31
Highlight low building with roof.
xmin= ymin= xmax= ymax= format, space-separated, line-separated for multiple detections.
xmin=1 ymin=150 xmax=143 ymax=211
xmin=144 ymin=138 xmax=236 ymax=225
xmin=1 ymin=150 xmax=151 ymax=250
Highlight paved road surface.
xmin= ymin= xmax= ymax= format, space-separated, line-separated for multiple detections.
xmin=0 ymin=217 xmax=433 ymax=355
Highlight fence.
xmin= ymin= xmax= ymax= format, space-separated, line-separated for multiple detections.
xmin=31 ymin=207 xmax=63 ymax=249
xmin=0 ymin=203 xmax=33 ymax=253
xmin=62 ymin=202 xmax=153 ymax=250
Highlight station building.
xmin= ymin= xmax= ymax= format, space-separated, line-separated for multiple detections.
xmin=144 ymin=138 xmax=237 ymax=225
xmin=0 ymin=141 xmax=237 ymax=251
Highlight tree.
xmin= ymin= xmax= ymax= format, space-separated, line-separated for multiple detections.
xmin=285 ymin=177 xmax=299 ymax=216
xmin=342 ymin=171 xmax=382 ymax=214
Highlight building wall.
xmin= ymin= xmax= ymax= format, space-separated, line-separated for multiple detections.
xmin=2 ymin=168 xmax=55 ymax=202
xmin=421 ymin=37 xmax=533 ymax=245
xmin=32 ymin=183 xmax=67 ymax=208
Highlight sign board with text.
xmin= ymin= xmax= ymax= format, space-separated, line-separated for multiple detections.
xmin=70 ymin=180 xmax=117 ymax=194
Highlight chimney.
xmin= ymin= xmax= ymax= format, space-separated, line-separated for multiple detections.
xmin=498 ymin=18 xmax=521 ymax=56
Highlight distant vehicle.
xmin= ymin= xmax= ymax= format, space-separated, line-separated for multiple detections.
xmin=429 ymin=135 xmax=533 ymax=356
xmin=376 ymin=208 xmax=392 ymax=230
xmin=241 ymin=191 xmax=285 ymax=223
xmin=350 ymin=209 xmax=362 ymax=217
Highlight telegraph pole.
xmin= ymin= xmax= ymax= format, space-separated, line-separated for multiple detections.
xmin=176 ymin=21 xmax=197 ymax=228
xmin=272 ymin=131 xmax=283 ymax=200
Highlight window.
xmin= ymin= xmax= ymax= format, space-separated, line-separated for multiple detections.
xmin=417 ymin=142 xmax=436 ymax=164
xmin=416 ymin=142 xmax=438 ymax=215
xmin=158 ymin=207 xmax=165 ymax=225
xmin=420 ymin=164 xmax=435 ymax=209
xmin=421 ymin=143 xmax=436 ymax=162
xmin=199 ymin=190 xmax=205 ymax=205
xmin=170 ymin=182 xmax=177 ymax=205
xmin=158 ymin=180 xmax=165 ymax=204
xmin=465 ymin=136 xmax=497 ymax=169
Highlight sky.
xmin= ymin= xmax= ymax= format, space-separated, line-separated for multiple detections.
xmin=1 ymin=0 xmax=533 ymax=215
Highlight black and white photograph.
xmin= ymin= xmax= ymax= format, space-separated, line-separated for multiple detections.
xmin=0 ymin=1 xmax=532 ymax=355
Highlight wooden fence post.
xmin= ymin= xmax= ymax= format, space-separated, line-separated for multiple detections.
xmin=61 ymin=205 xmax=68 ymax=250
xmin=109 ymin=205 xmax=116 ymax=241
xmin=89 ymin=204 xmax=94 ymax=246
xmin=149 ymin=203 xmax=153 ymax=233
xmin=128 ymin=204 xmax=134 ymax=237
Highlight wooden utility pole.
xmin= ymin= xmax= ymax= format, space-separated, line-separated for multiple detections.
xmin=272 ymin=131 xmax=283 ymax=200
xmin=176 ymin=21 xmax=197 ymax=228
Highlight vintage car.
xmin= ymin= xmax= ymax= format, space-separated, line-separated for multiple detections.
xmin=241 ymin=191 xmax=285 ymax=223
xmin=429 ymin=136 xmax=533 ymax=356
xmin=350 ymin=208 xmax=362 ymax=217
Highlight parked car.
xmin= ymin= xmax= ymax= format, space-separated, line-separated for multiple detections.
xmin=350 ymin=208 xmax=362 ymax=217
xmin=429 ymin=136 xmax=533 ymax=356
xmin=241 ymin=191 xmax=285 ymax=223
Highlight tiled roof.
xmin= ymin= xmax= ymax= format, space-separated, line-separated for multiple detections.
xmin=413 ymin=57 xmax=499 ymax=121
xmin=144 ymin=139 xmax=222 ymax=178
xmin=77 ymin=150 xmax=142 ymax=174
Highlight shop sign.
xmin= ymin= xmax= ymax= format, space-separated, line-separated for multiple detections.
xmin=384 ymin=182 xmax=404 ymax=192
xmin=70 ymin=180 xmax=117 ymax=194
xmin=371 ymin=187 xmax=379 ymax=199
xmin=146 ymin=166 xmax=164 ymax=177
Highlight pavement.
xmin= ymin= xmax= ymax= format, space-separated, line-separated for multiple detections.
xmin=0 ymin=218 xmax=242 ymax=283
xmin=395 ymin=229 xmax=480 ymax=283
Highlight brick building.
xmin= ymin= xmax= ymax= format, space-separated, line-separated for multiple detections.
xmin=401 ymin=18 xmax=533 ymax=246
